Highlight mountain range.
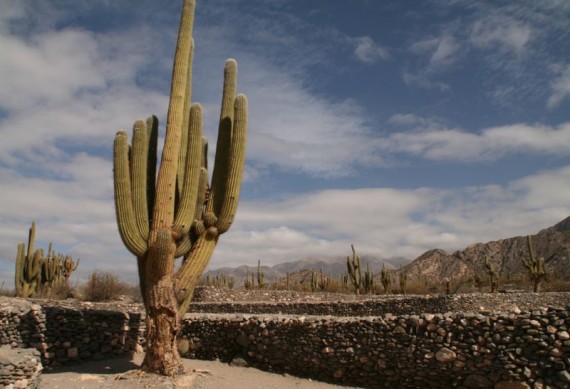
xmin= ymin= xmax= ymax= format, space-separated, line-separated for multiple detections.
xmin=206 ymin=216 xmax=570 ymax=287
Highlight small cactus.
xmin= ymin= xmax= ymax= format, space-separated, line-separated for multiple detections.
xmin=380 ymin=263 xmax=391 ymax=294
xmin=346 ymin=244 xmax=362 ymax=295
xmin=398 ymin=267 xmax=408 ymax=295
xmin=484 ymin=257 xmax=499 ymax=293
xmin=244 ymin=270 xmax=253 ymax=289
xmin=522 ymin=235 xmax=547 ymax=293
xmin=256 ymin=260 xmax=266 ymax=289
xmin=364 ymin=263 xmax=374 ymax=294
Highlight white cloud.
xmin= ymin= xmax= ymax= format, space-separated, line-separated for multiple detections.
xmin=353 ymin=36 xmax=389 ymax=63
xmin=429 ymin=35 xmax=460 ymax=67
xmin=388 ymin=114 xmax=446 ymax=128
xmin=547 ymin=64 xmax=570 ymax=109
xmin=471 ymin=15 xmax=533 ymax=55
xmin=207 ymin=166 xmax=570 ymax=269
xmin=382 ymin=121 xmax=570 ymax=161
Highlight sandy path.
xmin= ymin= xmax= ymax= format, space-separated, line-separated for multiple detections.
xmin=40 ymin=352 xmax=352 ymax=389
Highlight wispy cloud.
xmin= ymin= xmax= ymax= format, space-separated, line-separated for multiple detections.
xmin=353 ymin=36 xmax=390 ymax=63
xmin=470 ymin=15 xmax=533 ymax=55
xmin=381 ymin=120 xmax=570 ymax=161
xmin=547 ymin=64 xmax=570 ymax=109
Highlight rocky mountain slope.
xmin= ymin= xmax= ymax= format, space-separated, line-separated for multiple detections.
xmin=206 ymin=216 xmax=570 ymax=287
xmin=402 ymin=216 xmax=570 ymax=281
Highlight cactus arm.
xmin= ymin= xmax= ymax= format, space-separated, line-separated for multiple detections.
xmin=113 ymin=131 xmax=148 ymax=257
xmin=216 ymin=94 xmax=248 ymax=234
xmin=150 ymin=0 xmax=195 ymax=244
xmin=146 ymin=115 xmax=159 ymax=217
xmin=174 ymin=233 xmax=219 ymax=312
xmin=26 ymin=221 xmax=36 ymax=260
xmin=206 ymin=59 xmax=237 ymax=220
xmin=194 ymin=166 xmax=209 ymax=223
xmin=177 ymin=38 xmax=195 ymax=198
xmin=526 ymin=235 xmax=536 ymax=263
xmin=131 ymin=119 xmax=151 ymax=239
xmin=15 ymin=243 xmax=25 ymax=296
xmin=173 ymin=103 xmax=203 ymax=235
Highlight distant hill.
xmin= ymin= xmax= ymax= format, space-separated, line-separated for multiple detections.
xmin=402 ymin=216 xmax=570 ymax=282
xmin=206 ymin=216 xmax=570 ymax=288
xmin=205 ymin=254 xmax=408 ymax=288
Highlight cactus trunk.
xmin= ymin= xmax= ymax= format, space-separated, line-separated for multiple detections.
xmin=112 ymin=0 xmax=247 ymax=376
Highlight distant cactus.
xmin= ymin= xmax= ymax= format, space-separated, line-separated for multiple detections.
xmin=14 ymin=222 xmax=77 ymax=298
xmin=318 ymin=269 xmax=330 ymax=291
xmin=363 ymin=263 xmax=374 ymax=294
xmin=473 ymin=273 xmax=483 ymax=292
xmin=14 ymin=222 xmax=43 ymax=298
xmin=346 ymin=244 xmax=362 ymax=295
xmin=484 ymin=257 xmax=499 ymax=293
xmin=522 ymin=235 xmax=547 ymax=293
xmin=244 ymin=270 xmax=253 ymax=289
xmin=206 ymin=272 xmax=234 ymax=289
xmin=256 ymin=260 xmax=266 ymax=289
xmin=398 ymin=266 xmax=408 ymax=295
xmin=380 ymin=263 xmax=391 ymax=294
xmin=61 ymin=255 xmax=80 ymax=287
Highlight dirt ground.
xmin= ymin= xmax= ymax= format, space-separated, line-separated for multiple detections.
xmin=40 ymin=352 xmax=352 ymax=389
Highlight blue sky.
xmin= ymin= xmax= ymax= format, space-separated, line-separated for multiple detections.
xmin=1 ymin=0 xmax=569 ymax=288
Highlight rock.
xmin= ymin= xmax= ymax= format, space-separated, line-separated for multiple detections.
xmin=555 ymin=370 xmax=570 ymax=383
xmin=435 ymin=347 xmax=456 ymax=363
xmin=230 ymin=357 xmax=249 ymax=368
xmin=557 ymin=331 xmax=569 ymax=340
xmin=463 ymin=374 xmax=492 ymax=388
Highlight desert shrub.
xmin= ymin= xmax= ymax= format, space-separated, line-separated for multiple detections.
xmin=81 ymin=271 xmax=131 ymax=302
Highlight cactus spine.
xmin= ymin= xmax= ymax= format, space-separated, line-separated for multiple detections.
xmin=112 ymin=0 xmax=247 ymax=376
xmin=522 ymin=235 xmax=546 ymax=293
xmin=346 ymin=244 xmax=362 ymax=295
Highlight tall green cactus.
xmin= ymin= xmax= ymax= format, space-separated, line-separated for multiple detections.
xmin=14 ymin=222 xmax=77 ymax=297
xmin=346 ymin=244 xmax=362 ymax=295
xmin=112 ymin=0 xmax=247 ymax=376
xmin=522 ymin=235 xmax=546 ymax=293
xmin=256 ymin=260 xmax=266 ymax=289
xmin=14 ymin=221 xmax=43 ymax=298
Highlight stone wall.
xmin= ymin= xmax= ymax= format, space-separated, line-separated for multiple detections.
xmin=189 ymin=292 xmax=570 ymax=317
xmin=0 ymin=298 xmax=144 ymax=368
xmin=1 ymin=294 xmax=570 ymax=388
xmin=0 ymin=347 xmax=42 ymax=389
xmin=182 ymin=306 xmax=570 ymax=388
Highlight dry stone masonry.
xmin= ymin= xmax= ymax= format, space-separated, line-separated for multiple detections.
xmin=0 ymin=347 xmax=41 ymax=389
xmin=1 ymin=293 xmax=569 ymax=388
